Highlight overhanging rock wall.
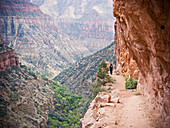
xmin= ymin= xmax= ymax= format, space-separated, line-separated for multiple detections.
xmin=113 ymin=0 xmax=170 ymax=125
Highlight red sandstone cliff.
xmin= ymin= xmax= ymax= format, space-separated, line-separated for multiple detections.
xmin=0 ymin=36 xmax=19 ymax=71
xmin=113 ymin=0 xmax=170 ymax=125
xmin=114 ymin=21 xmax=139 ymax=79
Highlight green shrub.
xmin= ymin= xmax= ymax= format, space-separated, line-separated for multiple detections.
xmin=43 ymin=77 xmax=48 ymax=81
xmin=125 ymin=77 xmax=137 ymax=89
xmin=29 ymin=71 xmax=37 ymax=79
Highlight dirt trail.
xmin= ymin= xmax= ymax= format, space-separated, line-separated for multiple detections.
xmin=110 ymin=74 xmax=165 ymax=128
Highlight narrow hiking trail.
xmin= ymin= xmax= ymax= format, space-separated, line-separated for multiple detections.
xmin=81 ymin=73 xmax=165 ymax=128
xmin=110 ymin=74 xmax=165 ymax=128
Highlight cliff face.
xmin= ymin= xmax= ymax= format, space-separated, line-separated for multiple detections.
xmin=0 ymin=43 xmax=19 ymax=71
xmin=0 ymin=0 xmax=42 ymax=15
xmin=114 ymin=22 xmax=139 ymax=79
xmin=113 ymin=0 xmax=170 ymax=124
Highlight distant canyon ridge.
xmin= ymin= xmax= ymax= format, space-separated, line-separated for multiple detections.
xmin=0 ymin=0 xmax=115 ymax=78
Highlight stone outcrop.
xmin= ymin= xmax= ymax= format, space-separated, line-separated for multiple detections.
xmin=81 ymin=91 xmax=120 ymax=128
xmin=113 ymin=0 xmax=170 ymax=125
xmin=0 ymin=36 xmax=19 ymax=71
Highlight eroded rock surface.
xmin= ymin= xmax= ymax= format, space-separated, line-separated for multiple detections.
xmin=113 ymin=0 xmax=170 ymax=125
xmin=81 ymin=92 xmax=119 ymax=128
xmin=0 ymin=37 xmax=19 ymax=71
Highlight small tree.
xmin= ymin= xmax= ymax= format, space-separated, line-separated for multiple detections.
xmin=97 ymin=60 xmax=109 ymax=79
xmin=91 ymin=60 xmax=109 ymax=99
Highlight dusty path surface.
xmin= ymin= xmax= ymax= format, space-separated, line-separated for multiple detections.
xmin=110 ymin=74 xmax=165 ymax=128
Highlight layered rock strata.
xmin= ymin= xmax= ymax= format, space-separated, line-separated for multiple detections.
xmin=57 ymin=19 xmax=114 ymax=40
xmin=0 ymin=0 xmax=94 ymax=77
xmin=113 ymin=0 xmax=170 ymax=125
xmin=0 ymin=36 xmax=19 ymax=71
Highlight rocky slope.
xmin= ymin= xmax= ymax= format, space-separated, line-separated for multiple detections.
xmin=113 ymin=0 xmax=170 ymax=126
xmin=0 ymin=45 xmax=54 ymax=128
xmin=54 ymin=43 xmax=116 ymax=97
xmin=0 ymin=68 xmax=54 ymax=128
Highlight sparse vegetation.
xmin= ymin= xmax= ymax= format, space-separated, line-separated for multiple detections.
xmin=0 ymin=63 xmax=55 ymax=127
xmin=116 ymin=72 xmax=120 ymax=75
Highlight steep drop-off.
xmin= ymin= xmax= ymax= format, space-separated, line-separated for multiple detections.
xmin=113 ymin=0 xmax=170 ymax=125
xmin=0 ymin=67 xmax=54 ymax=128
xmin=0 ymin=43 xmax=54 ymax=128
xmin=54 ymin=43 xmax=116 ymax=97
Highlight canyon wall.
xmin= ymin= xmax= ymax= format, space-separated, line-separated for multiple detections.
xmin=114 ymin=21 xmax=139 ymax=79
xmin=0 ymin=0 xmax=115 ymax=78
xmin=57 ymin=19 xmax=114 ymax=40
xmin=113 ymin=0 xmax=170 ymax=125
xmin=0 ymin=67 xmax=54 ymax=128
xmin=0 ymin=0 xmax=95 ymax=77
xmin=32 ymin=0 xmax=115 ymax=40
